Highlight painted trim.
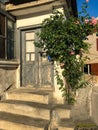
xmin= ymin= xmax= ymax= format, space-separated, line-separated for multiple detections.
xmin=17 ymin=24 xmax=41 ymax=31
xmin=0 ymin=60 xmax=19 ymax=68
xmin=6 ymin=0 xmax=57 ymax=11
xmin=0 ymin=9 xmax=15 ymax=21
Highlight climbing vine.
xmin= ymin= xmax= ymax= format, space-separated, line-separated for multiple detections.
xmin=34 ymin=1 xmax=98 ymax=104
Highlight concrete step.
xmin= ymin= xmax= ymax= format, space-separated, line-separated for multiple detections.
xmin=0 ymin=100 xmax=52 ymax=120
xmin=0 ymin=87 xmax=74 ymax=130
xmin=58 ymin=126 xmax=74 ymax=130
xmin=52 ymin=104 xmax=71 ymax=119
xmin=58 ymin=119 xmax=97 ymax=130
xmin=58 ymin=119 xmax=74 ymax=130
xmin=6 ymin=89 xmax=52 ymax=104
xmin=0 ymin=111 xmax=49 ymax=130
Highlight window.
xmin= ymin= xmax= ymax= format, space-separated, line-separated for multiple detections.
xmin=0 ymin=13 xmax=15 ymax=59
xmin=25 ymin=32 xmax=35 ymax=62
xmin=7 ymin=19 xmax=14 ymax=59
xmin=84 ymin=64 xmax=91 ymax=74
xmin=84 ymin=63 xmax=98 ymax=76
xmin=0 ymin=13 xmax=5 ymax=58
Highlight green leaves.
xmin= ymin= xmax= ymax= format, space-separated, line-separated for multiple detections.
xmin=34 ymin=7 xmax=94 ymax=104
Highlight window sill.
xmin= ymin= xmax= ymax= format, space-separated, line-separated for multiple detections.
xmin=0 ymin=59 xmax=20 ymax=68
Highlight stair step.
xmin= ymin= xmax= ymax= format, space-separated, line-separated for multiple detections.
xmin=0 ymin=87 xmax=73 ymax=130
xmin=53 ymin=104 xmax=71 ymax=119
xmin=6 ymin=90 xmax=51 ymax=104
xmin=58 ymin=119 xmax=97 ymax=130
xmin=7 ymin=87 xmax=54 ymax=95
xmin=0 ymin=112 xmax=49 ymax=130
xmin=58 ymin=126 xmax=74 ymax=130
xmin=58 ymin=119 xmax=74 ymax=130
xmin=0 ymin=100 xmax=52 ymax=120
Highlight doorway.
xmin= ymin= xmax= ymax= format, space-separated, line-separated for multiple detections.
xmin=20 ymin=28 xmax=54 ymax=87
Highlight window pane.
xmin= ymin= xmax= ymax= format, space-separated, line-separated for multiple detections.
xmin=26 ymin=41 xmax=35 ymax=53
xmin=84 ymin=64 xmax=91 ymax=74
xmin=8 ymin=20 xmax=13 ymax=28
xmin=0 ymin=14 xmax=5 ymax=36
xmin=31 ymin=53 xmax=35 ymax=61
xmin=0 ymin=37 xmax=5 ymax=58
xmin=26 ymin=32 xmax=35 ymax=40
xmin=7 ymin=19 xmax=14 ymax=59
xmin=26 ymin=54 xmax=30 ymax=61
xmin=7 ymin=39 xmax=14 ymax=59
xmin=0 ymin=13 xmax=15 ymax=60
xmin=0 ymin=13 xmax=5 ymax=59
xmin=26 ymin=53 xmax=35 ymax=61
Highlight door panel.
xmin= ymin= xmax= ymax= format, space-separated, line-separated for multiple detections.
xmin=21 ymin=28 xmax=54 ymax=87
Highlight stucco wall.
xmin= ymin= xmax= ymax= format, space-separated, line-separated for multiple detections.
xmin=70 ymin=87 xmax=92 ymax=121
xmin=16 ymin=8 xmax=64 ymax=28
xmin=53 ymin=62 xmax=65 ymax=104
xmin=84 ymin=33 xmax=98 ymax=86
xmin=86 ymin=33 xmax=98 ymax=64
xmin=91 ymin=86 xmax=98 ymax=125
xmin=0 ymin=61 xmax=19 ymax=97
xmin=0 ymin=68 xmax=15 ymax=92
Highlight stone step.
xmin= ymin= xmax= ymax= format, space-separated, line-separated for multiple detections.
xmin=52 ymin=104 xmax=71 ymax=119
xmin=10 ymin=87 xmax=54 ymax=93
xmin=58 ymin=126 xmax=74 ymax=130
xmin=0 ymin=100 xmax=52 ymax=120
xmin=6 ymin=89 xmax=52 ymax=104
xmin=0 ymin=111 xmax=49 ymax=130
xmin=58 ymin=119 xmax=97 ymax=130
xmin=58 ymin=119 xmax=74 ymax=130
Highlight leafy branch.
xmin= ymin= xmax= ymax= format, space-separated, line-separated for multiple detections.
xmin=34 ymin=1 xmax=97 ymax=104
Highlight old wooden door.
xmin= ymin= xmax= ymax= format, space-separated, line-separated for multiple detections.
xmin=21 ymin=28 xmax=54 ymax=87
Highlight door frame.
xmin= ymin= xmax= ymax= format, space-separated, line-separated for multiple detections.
xmin=18 ymin=25 xmax=41 ymax=86
xmin=18 ymin=24 xmax=54 ymax=87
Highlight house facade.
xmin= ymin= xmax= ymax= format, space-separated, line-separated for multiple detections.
xmin=1 ymin=0 xmax=98 ymax=126
xmin=0 ymin=0 xmax=19 ymax=94
xmin=84 ymin=33 xmax=98 ymax=85
xmin=0 ymin=0 xmax=77 ymax=101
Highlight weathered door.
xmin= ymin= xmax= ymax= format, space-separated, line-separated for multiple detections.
xmin=21 ymin=28 xmax=54 ymax=87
